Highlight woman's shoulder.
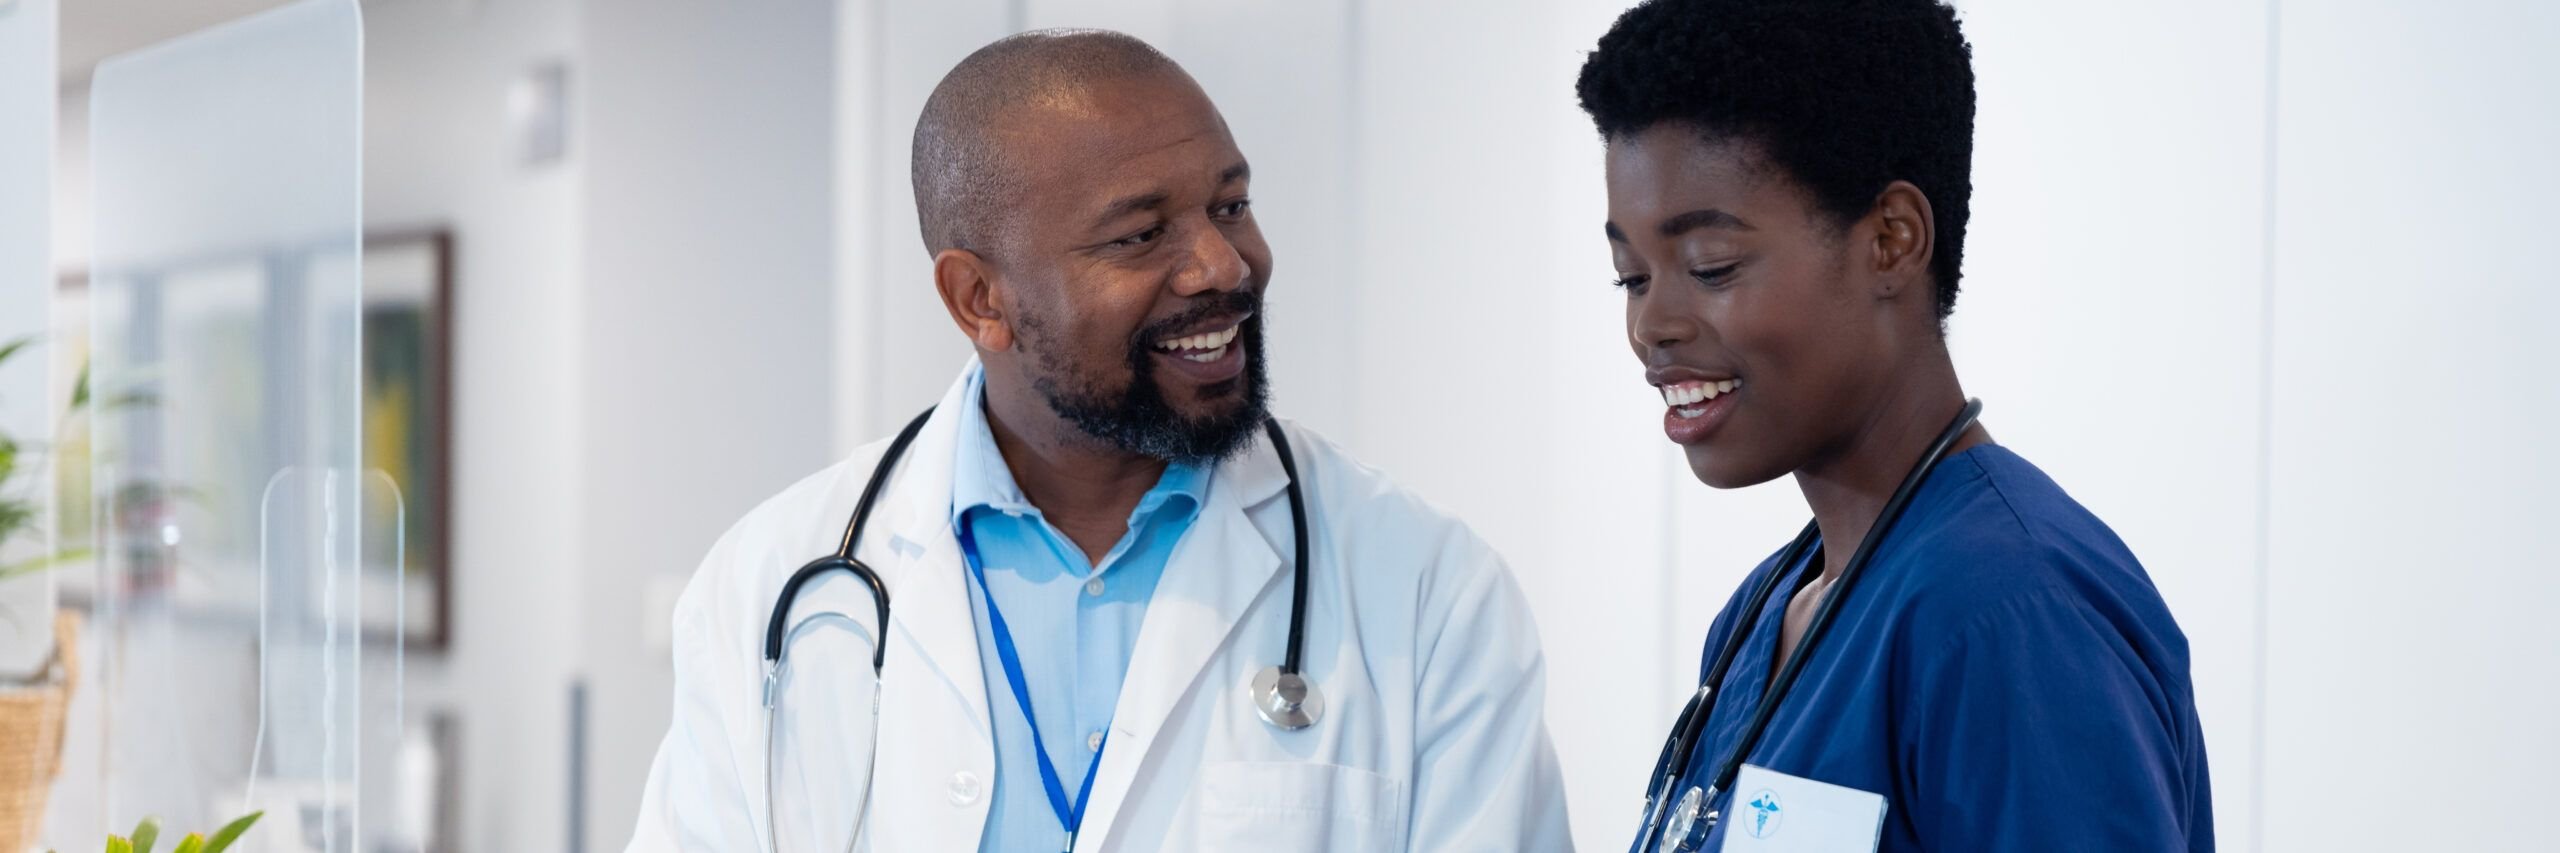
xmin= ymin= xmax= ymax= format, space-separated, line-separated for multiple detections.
xmin=1881 ymin=446 xmax=2182 ymax=651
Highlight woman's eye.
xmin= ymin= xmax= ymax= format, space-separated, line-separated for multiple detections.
xmin=1690 ymin=264 xmax=1740 ymax=287
xmin=1610 ymin=274 xmax=1650 ymax=291
xmin=1113 ymin=227 xmax=1164 ymax=248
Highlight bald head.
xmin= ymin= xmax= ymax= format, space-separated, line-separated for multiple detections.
xmin=911 ymin=29 xmax=1189 ymax=257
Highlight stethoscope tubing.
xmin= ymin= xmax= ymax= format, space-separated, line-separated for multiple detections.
xmin=759 ymin=408 xmax=1318 ymax=853
xmin=762 ymin=408 xmax=933 ymax=674
xmin=759 ymin=407 xmax=930 ymax=853
xmin=1264 ymin=418 xmax=1313 ymax=676
xmin=1634 ymin=398 xmax=1984 ymax=851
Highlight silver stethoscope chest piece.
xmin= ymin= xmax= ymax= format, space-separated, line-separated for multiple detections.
xmin=1251 ymin=665 xmax=1323 ymax=730
xmin=1659 ymin=785 xmax=1715 ymax=853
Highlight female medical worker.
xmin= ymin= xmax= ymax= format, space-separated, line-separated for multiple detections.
xmin=1578 ymin=1 xmax=2214 ymax=851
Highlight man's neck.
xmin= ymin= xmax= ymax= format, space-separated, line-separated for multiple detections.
xmin=982 ymin=373 xmax=1166 ymax=563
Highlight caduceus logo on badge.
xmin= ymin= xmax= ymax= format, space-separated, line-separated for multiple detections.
xmin=1746 ymin=789 xmax=1783 ymax=839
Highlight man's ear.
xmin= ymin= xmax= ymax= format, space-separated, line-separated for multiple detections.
xmin=934 ymin=248 xmax=1013 ymax=352
xmin=1863 ymin=180 xmax=1936 ymax=303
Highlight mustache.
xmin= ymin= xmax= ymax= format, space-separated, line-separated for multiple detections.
xmin=1132 ymin=290 xmax=1264 ymax=347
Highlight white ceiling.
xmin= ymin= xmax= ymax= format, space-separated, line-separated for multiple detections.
xmin=58 ymin=0 xmax=302 ymax=84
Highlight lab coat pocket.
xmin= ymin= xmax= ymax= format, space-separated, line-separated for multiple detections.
xmin=1187 ymin=761 xmax=1407 ymax=852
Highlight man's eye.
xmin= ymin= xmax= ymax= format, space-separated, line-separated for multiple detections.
xmin=1215 ymin=199 xmax=1252 ymax=218
xmin=1113 ymin=227 xmax=1164 ymax=248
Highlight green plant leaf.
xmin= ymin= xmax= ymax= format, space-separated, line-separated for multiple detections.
xmin=201 ymin=812 xmax=260 ymax=853
xmin=0 ymin=336 xmax=32 ymax=370
xmin=0 ymin=501 xmax=33 ymax=555
xmin=101 ymin=389 xmax=158 ymax=412
xmin=105 ymin=836 xmax=131 ymax=853
xmin=168 ymin=835 xmax=201 ymax=853
xmin=129 ymin=817 xmax=159 ymax=853
xmin=69 ymin=361 xmax=89 ymax=411
xmin=0 ymin=548 xmax=85 ymax=582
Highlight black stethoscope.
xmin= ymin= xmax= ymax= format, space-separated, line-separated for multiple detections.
xmin=756 ymin=407 xmax=1323 ymax=852
xmin=1631 ymin=398 xmax=1983 ymax=853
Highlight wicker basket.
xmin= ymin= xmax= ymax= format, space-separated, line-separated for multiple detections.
xmin=0 ymin=611 xmax=78 ymax=851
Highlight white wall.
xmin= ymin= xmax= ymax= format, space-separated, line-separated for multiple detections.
xmin=359 ymin=3 xmax=848 ymax=850
xmin=363 ymin=0 xmax=586 ymax=848
xmin=356 ymin=2 xmax=850 ymax=849
xmin=2260 ymin=3 xmax=2560 ymax=850
xmin=575 ymin=0 xmax=839 ymax=847
xmin=837 ymin=0 xmax=1004 ymax=445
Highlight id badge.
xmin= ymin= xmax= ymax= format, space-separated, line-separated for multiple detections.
xmin=1716 ymin=765 xmax=1887 ymax=853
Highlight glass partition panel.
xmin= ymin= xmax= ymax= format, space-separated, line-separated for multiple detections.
xmin=80 ymin=2 xmax=400 ymax=850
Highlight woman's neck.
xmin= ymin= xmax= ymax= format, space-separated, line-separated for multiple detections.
xmin=1791 ymin=358 xmax=1986 ymax=581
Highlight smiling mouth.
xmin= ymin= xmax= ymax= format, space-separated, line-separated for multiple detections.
xmin=1150 ymin=321 xmax=1242 ymax=363
xmin=1659 ymin=378 xmax=1741 ymax=419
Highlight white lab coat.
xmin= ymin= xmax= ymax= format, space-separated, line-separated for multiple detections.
xmin=627 ymin=367 xmax=1571 ymax=852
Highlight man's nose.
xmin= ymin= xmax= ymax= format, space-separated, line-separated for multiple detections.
xmin=1172 ymin=223 xmax=1249 ymax=296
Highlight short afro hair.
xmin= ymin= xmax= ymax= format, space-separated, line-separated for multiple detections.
xmin=1576 ymin=0 xmax=1976 ymax=318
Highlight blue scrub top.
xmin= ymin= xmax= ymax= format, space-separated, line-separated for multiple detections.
xmin=1644 ymin=445 xmax=2214 ymax=852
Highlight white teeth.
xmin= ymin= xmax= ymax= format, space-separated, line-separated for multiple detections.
xmin=1657 ymin=378 xmax=1742 ymax=408
xmin=1156 ymin=324 xmax=1240 ymax=352
xmin=1181 ymin=345 xmax=1227 ymax=362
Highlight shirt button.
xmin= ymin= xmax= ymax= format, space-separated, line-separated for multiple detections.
xmin=947 ymin=771 xmax=981 ymax=806
xmin=1087 ymin=730 xmax=1105 ymax=752
xmin=1084 ymin=578 xmax=1105 ymax=597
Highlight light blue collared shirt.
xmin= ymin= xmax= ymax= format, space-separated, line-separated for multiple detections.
xmin=949 ymin=367 xmax=1208 ymax=853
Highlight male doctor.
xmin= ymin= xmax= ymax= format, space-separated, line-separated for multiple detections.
xmin=627 ymin=29 xmax=1570 ymax=852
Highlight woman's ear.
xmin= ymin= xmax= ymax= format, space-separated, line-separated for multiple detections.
xmin=1864 ymin=180 xmax=1937 ymax=303
xmin=933 ymin=249 xmax=1013 ymax=352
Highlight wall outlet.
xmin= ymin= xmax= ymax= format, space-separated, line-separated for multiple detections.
xmin=641 ymin=574 xmax=686 ymax=660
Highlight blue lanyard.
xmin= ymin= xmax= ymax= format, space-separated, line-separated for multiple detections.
xmin=957 ymin=515 xmax=1108 ymax=853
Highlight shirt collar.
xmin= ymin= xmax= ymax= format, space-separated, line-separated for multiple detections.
xmin=948 ymin=363 xmax=1210 ymax=528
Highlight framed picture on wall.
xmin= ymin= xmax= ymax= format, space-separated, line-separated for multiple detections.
xmin=359 ymin=229 xmax=455 ymax=651
xmin=51 ymin=228 xmax=456 ymax=652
